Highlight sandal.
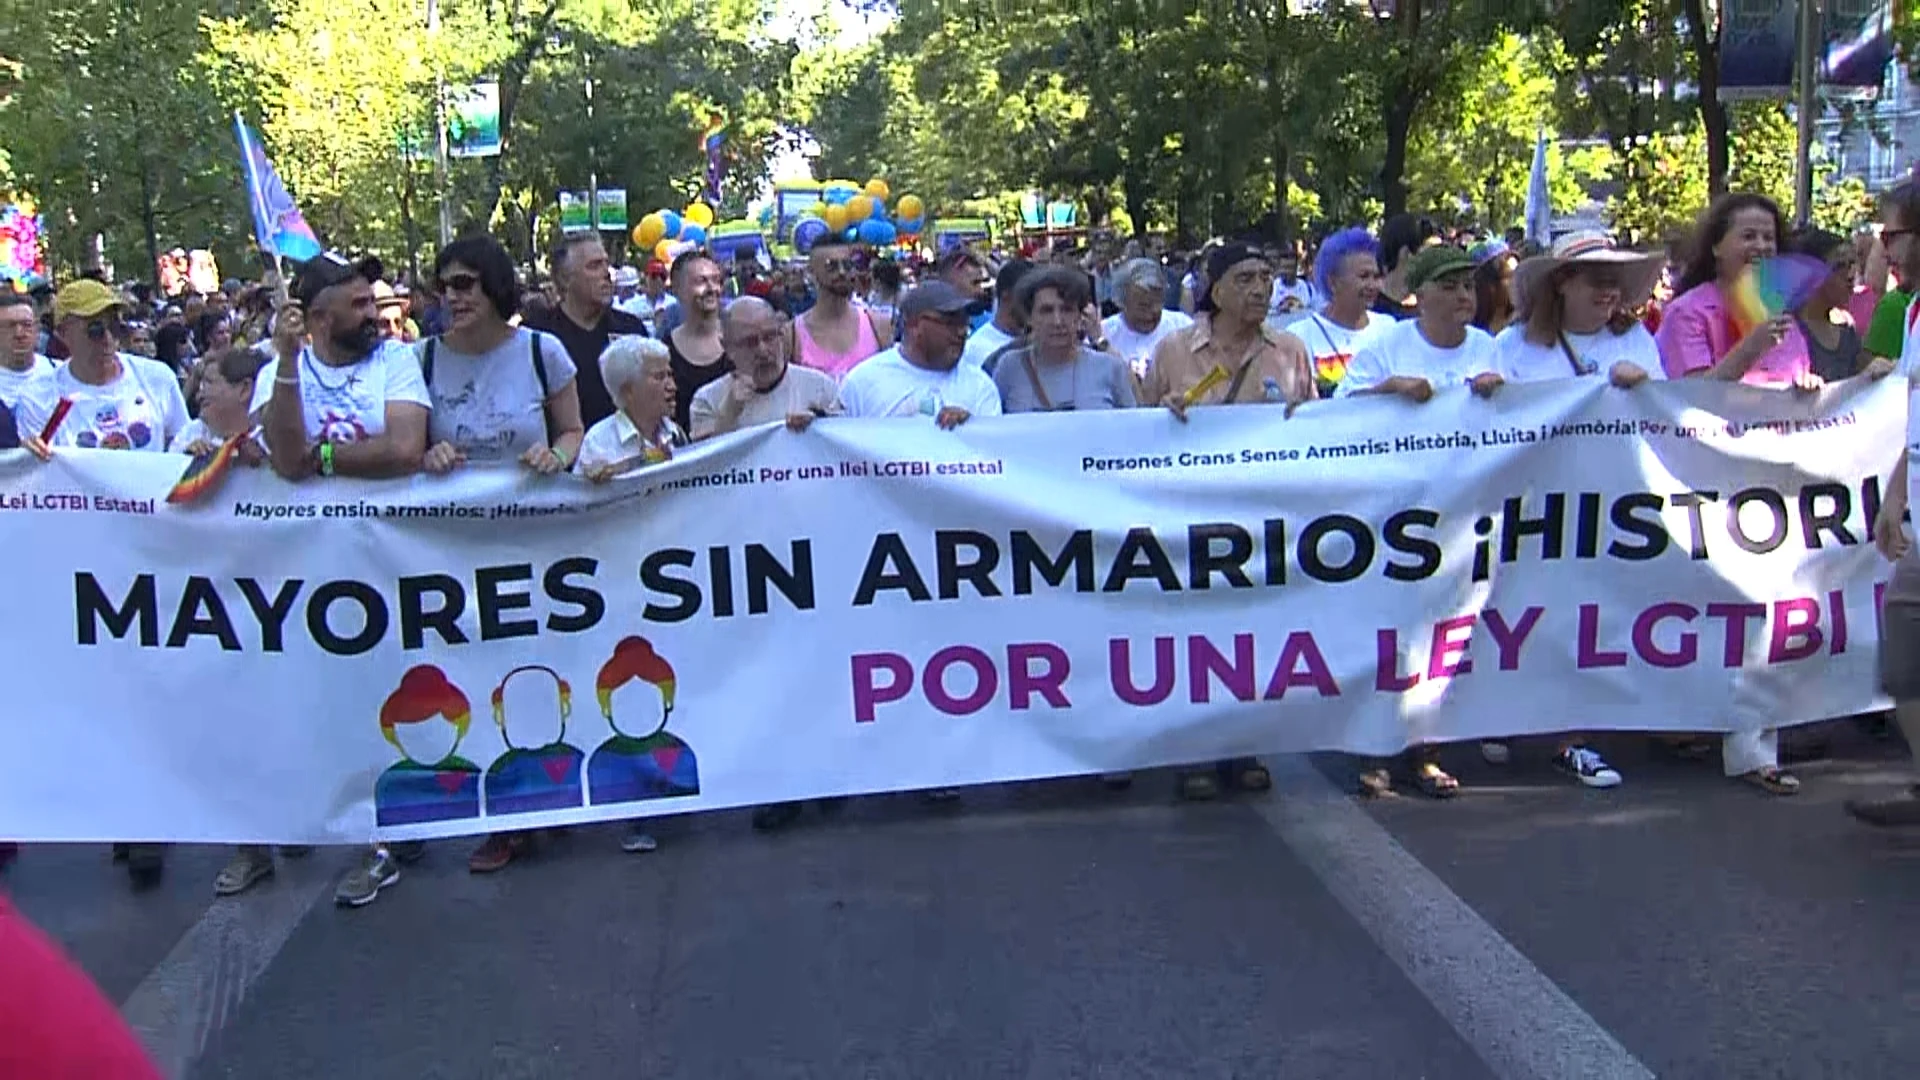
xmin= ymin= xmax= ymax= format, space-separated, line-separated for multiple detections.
xmin=1742 ymin=767 xmax=1800 ymax=796
xmin=1358 ymin=768 xmax=1394 ymax=798
xmin=1178 ymin=771 xmax=1220 ymax=801
xmin=1225 ymin=757 xmax=1271 ymax=792
xmin=1413 ymin=762 xmax=1460 ymax=799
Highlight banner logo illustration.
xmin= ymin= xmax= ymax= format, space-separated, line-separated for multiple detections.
xmin=375 ymin=666 xmax=481 ymax=827
xmin=484 ymin=665 xmax=583 ymax=815
xmin=589 ymin=637 xmax=698 ymax=805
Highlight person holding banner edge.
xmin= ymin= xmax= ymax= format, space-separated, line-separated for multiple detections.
xmin=1336 ymin=243 xmax=1501 ymax=798
xmin=1143 ymin=241 xmax=1316 ymax=800
xmin=1848 ymin=175 xmax=1920 ymax=827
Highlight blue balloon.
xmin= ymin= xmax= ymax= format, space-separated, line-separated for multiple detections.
xmin=681 ymin=223 xmax=708 ymax=245
xmin=898 ymin=216 xmax=924 ymax=235
xmin=869 ymin=198 xmax=888 ymax=220
xmin=823 ymin=186 xmax=854 ymax=206
xmin=856 ymin=218 xmax=890 ymax=245
xmin=792 ymin=216 xmax=829 ymax=254
xmin=660 ymin=210 xmax=683 ymax=239
xmin=842 ymin=226 xmax=859 ymax=243
xmin=873 ymin=221 xmax=898 ymax=245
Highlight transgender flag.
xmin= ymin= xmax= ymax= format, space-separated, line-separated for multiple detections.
xmin=233 ymin=113 xmax=323 ymax=263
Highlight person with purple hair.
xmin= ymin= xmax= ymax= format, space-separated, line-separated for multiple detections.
xmin=1292 ymin=227 xmax=1389 ymax=396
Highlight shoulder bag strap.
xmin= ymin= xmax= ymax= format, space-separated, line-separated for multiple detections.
xmin=1018 ymin=348 xmax=1054 ymax=411
xmin=529 ymin=331 xmax=554 ymax=445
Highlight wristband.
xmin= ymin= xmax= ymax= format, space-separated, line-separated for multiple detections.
xmin=275 ymin=375 xmax=300 ymax=386
xmin=319 ymin=441 xmax=335 ymax=477
xmin=553 ymin=444 xmax=574 ymax=467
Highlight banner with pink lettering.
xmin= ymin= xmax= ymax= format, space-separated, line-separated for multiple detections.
xmin=0 ymin=376 xmax=1903 ymax=843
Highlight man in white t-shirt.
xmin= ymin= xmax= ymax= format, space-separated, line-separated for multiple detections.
xmin=14 ymin=280 xmax=189 ymax=454
xmin=693 ymin=297 xmax=839 ymax=439
xmin=0 ymin=292 xmax=55 ymax=408
xmin=959 ymin=259 xmax=1034 ymax=369
xmin=1266 ymin=249 xmax=1316 ymax=328
xmin=839 ymin=281 xmax=1001 ymax=427
xmin=1101 ymin=258 xmax=1193 ymax=383
xmin=255 ymin=254 xmax=430 ymax=480
xmin=1338 ymin=246 xmax=1501 ymax=402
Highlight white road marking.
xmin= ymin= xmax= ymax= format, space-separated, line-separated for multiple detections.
xmin=1257 ymin=755 xmax=1658 ymax=1080
xmin=120 ymin=850 xmax=345 ymax=1079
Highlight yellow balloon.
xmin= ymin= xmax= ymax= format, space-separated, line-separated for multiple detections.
xmin=654 ymin=238 xmax=677 ymax=264
xmin=823 ymin=204 xmax=850 ymax=232
xmin=846 ymin=195 xmax=874 ymax=222
xmin=897 ymin=194 xmax=924 ymax=220
xmin=635 ymin=213 xmax=667 ymax=250
xmin=864 ymin=178 xmax=890 ymax=202
xmin=684 ymin=203 xmax=715 ymax=228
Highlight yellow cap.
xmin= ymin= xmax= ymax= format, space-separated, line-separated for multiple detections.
xmin=53 ymin=280 xmax=123 ymax=321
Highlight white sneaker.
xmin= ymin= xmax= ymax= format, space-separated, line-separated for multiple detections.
xmin=1480 ymin=740 xmax=1511 ymax=765
xmin=1555 ymin=746 xmax=1622 ymax=789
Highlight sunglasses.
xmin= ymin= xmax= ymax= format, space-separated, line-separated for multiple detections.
xmin=84 ymin=317 xmax=118 ymax=342
xmin=437 ymin=273 xmax=481 ymax=293
xmin=818 ymin=258 xmax=854 ymax=272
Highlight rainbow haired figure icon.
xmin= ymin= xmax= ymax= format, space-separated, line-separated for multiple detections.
xmin=374 ymin=666 xmax=482 ymax=826
xmin=482 ymin=666 xmax=587 ymax=816
xmin=588 ymin=637 xmax=699 ymax=805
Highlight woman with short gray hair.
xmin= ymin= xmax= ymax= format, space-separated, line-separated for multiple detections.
xmin=576 ymin=336 xmax=686 ymax=479
xmin=994 ymin=267 xmax=1136 ymax=413
xmin=1101 ymin=257 xmax=1192 ymax=383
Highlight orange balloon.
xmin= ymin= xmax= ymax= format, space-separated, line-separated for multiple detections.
xmin=864 ymin=178 xmax=890 ymax=202
xmin=846 ymin=194 xmax=874 ymax=222
xmin=654 ymin=238 xmax=677 ymax=264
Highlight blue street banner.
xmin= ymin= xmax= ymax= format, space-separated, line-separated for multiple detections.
xmin=1718 ymin=0 xmax=1797 ymax=100
xmin=1822 ymin=0 xmax=1893 ymax=96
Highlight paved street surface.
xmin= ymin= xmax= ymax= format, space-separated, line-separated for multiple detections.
xmin=11 ymin=725 xmax=1920 ymax=1080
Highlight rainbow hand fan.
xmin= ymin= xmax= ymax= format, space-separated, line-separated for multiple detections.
xmin=1727 ymin=254 xmax=1831 ymax=336
xmin=166 ymin=433 xmax=246 ymax=505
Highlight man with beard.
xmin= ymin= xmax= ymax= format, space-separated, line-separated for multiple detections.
xmin=664 ymin=250 xmax=730 ymax=432
xmin=522 ymin=234 xmax=647 ymax=427
xmin=793 ymin=240 xmax=891 ymax=381
xmin=255 ymin=255 xmax=429 ymax=481
xmin=692 ymin=296 xmax=838 ymax=440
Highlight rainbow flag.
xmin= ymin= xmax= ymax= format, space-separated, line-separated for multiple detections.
xmin=166 ymin=433 xmax=246 ymax=505
xmin=1726 ymin=254 xmax=1830 ymax=338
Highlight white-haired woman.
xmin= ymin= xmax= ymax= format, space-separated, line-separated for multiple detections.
xmin=577 ymin=336 xmax=686 ymax=480
xmin=1100 ymin=257 xmax=1193 ymax=385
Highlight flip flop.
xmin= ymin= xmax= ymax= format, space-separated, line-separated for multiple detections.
xmin=1742 ymin=767 xmax=1800 ymax=796
xmin=1414 ymin=763 xmax=1460 ymax=799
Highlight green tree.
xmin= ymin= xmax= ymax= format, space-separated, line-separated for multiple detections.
xmin=2 ymin=0 xmax=251 ymax=282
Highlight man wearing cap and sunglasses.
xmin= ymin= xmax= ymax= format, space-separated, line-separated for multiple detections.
xmin=254 ymin=255 xmax=430 ymax=481
xmin=14 ymin=280 xmax=189 ymax=457
xmin=11 ymin=279 xmax=190 ymax=887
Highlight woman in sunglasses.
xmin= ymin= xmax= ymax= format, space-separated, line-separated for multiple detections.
xmin=417 ymin=235 xmax=585 ymax=479
xmin=991 ymin=266 xmax=1136 ymax=414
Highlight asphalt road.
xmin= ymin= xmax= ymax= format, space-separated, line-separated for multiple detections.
xmin=10 ymin=724 xmax=1920 ymax=1080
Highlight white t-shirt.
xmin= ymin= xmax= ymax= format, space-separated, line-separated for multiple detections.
xmin=14 ymin=354 xmax=188 ymax=452
xmin=1267 ymin=277 xmax=1316 ymax=324
xmin=1102 ymin=309 xmax=1193 ymax=382
xmin=1291 ymin=312 xmax=1388 ymax=393
xmin=168 ymin=417 xmax=266 ymax=454
xmin=960 ymin=321 xmax=1018 ymax=370
xmin=0 ymin=355 xmax=55 ymax=408
xmin=419 ymin=328 xmax=576 ymax=462
xmin=249 ymin=339 xmax=431 ymax=444
xmin=690 ymin=363 xmax=841 ymax=439
xmin=1492 ymin=322 xmax=1665 ymax=384
xmin=837 ymin=347 xmax=1004 ymax=419
xmin=1335 ymin=319 xmax=1498 ymax=398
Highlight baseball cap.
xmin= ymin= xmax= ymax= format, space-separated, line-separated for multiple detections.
xmin=53 ymin=280 xmax=123 ymax=321
xmin=291 ymin=253 xmax=386 ymax=308
xmin=1405 ymin=245 xmax=1476 ymax=290
xmin=898 ymin=280 xmax=974 ymax=322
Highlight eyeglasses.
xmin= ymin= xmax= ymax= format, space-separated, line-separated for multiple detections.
xmin=437 ymin=273 xmax=481 ymax=293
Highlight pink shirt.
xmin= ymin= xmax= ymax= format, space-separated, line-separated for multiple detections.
xmin=794 ymin=306 xmax=883 ymax=381
xmin=1654 ymin=281 xmax=1809 ymax=387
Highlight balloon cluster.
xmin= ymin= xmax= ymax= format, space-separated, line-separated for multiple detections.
xmin=792 ymin=178 xmax=925 ymax=255
xmin=631 ymin=202 xmax=717 ymax=265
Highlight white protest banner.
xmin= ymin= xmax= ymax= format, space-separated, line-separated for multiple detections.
xmin=0 ymin=377 xmax=1902 ymax=845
